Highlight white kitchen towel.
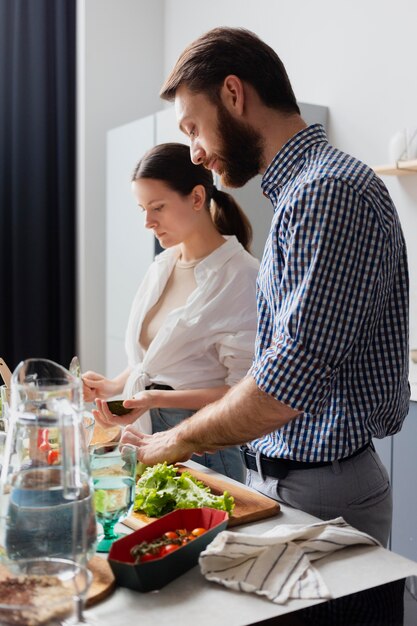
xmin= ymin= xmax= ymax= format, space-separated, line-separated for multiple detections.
xmin=199 ymin=517 xmax=380 ymax=604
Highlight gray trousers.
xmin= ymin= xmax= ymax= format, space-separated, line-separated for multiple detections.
xmin=246 ymin=445 xmax=392 ymax=546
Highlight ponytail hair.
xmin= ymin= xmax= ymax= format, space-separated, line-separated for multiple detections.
xmin=211 ymin=187 xmax=252 ymax=252
xmin=132 ymin=142 xmax=253 ymax=253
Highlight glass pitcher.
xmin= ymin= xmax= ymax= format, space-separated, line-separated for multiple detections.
xmin=0 ymin=358 xmax=97 ymax=564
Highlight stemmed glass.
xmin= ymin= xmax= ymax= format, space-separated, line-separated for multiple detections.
xmin=90 ymin=442 xmax=136 ymax=552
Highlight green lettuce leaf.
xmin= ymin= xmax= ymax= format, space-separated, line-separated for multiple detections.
xmin=134 ymin=462 xmax=234 ymax=517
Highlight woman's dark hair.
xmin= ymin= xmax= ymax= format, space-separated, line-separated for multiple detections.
xmin=160 ymin=27 xmax=299 ymax=115
xmin=132 ymin=143 xmax=253 ymax=252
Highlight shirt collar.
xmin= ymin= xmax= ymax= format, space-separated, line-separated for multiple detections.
xmin=262 ymin=124 xmax=328 ymax=201
xmin=194 ymin=235 xmax=243 ymax=280
xmin=155 ymin=235 xmax=244 ymax=277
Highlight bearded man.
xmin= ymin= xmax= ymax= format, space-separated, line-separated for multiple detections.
xmin=122 ymin=27 xmax=409 ymax=550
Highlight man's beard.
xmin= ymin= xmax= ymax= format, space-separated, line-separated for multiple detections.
xmin=214 ymin=102 xmax=264 ymax=188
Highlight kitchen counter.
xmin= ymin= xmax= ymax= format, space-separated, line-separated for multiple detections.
xmin=86 ymin=462 xmax=417 ymax=626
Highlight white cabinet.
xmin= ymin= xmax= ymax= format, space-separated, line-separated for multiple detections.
xmin=372 ymin=403 xmax=417 ymax=561
xmin=373 ymin=436 xmax=393 ymax=484
xmin=154 ymin=107 xmax=184 ymax=144
xmin=105 ymin=109 xmax=185 ymax=377
xmin=105 ymin=115 xmax=156 ymax=378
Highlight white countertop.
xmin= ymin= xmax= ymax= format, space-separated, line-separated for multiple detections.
xmin=86 ymin=462 xmax=417 ymax=626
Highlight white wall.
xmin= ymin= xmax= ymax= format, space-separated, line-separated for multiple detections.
xmin=79 ymin=0 xmax=417 ymax=383
xmin=163 ymin=0 xmax=417 ymax=385
xmin=77 ymin=0 xmax=164 ymax=373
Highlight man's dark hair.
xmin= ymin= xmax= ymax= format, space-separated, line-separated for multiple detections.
xmin=160 ymin=27 xmax=300 ymax=115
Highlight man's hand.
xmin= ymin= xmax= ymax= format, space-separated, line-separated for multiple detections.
xmin=120 ymin=424 xmax=194 ymax=465
xmin=117 ymin=376 xmax=300 ymax=467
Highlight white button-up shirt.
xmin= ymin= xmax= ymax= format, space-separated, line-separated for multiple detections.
xmin=124 ymin=236 xmax=259 ymax=432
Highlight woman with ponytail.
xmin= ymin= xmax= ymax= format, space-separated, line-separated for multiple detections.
xmin=83 ymin=143 xmax=259 ymax=482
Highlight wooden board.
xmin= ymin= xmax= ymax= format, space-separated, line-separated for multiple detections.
xmin=90 ymin=424 xmax=121 ymax=446
xmin=0 ymin=557 xmax=115 ymax=608
xmin=86 ymin=556 xmax=116 ymax=607
xmin=123 ymin=464 xmax=280 ymax=531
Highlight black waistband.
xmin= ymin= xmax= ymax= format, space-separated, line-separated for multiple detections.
xmin=241 ymin=441 xmax=373 ymax=479
xmin=145 ymin=383 xmax=174 ymax=391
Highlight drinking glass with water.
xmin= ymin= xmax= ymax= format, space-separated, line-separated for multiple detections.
xmin=90 ymin=442 xmax=136 ymax=552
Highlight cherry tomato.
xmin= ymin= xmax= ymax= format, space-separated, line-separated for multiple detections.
xmin=37 ymin=429 xmax=51 ymax=451
xmin=159 ymin=543 xmax=179 ymax=557
xmin=39 ymin=439 xmax=51 ymax=452
xmin=178 ymin=536 xmax=190 ymax=545
xmin=163 ymin=531 xmax=178 ymax=540
xmin=47 ymin=449 xmax=60 ymax=465
xmin=191 ymin=528 xmax=207 ymax=537
xmin=140 ymin=552 xmax=160 ymax=563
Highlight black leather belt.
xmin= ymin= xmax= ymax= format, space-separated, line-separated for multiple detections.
xmin=241 ymin=441 xmax=373 ymax=479
xmin=145 ymin=383 xmax=174 ymax=391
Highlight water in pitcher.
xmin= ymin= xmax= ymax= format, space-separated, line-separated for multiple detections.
xmin=5 ymin=466 xmax=96 ymax=561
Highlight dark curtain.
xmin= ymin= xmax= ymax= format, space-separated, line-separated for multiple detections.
xmin=0 ymin=0 xmax=76 ymax=373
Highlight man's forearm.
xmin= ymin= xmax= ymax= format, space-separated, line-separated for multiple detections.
xmin=177 ymin=375 xmax=301 ymax=453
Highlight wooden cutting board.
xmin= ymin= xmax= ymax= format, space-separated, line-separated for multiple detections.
xmin=86 ymin=556 xmax=116 ymax=607
xmin=90 ymin=424 xmax=121 ymax=446
xmin=123 ymin=464 xmax=280 ymax=531
xmin=0 ymin=557 xmax=115 ymax=608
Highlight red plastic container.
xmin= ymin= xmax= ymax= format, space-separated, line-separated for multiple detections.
xmin=108 ymin=507 xmax=228 ymax=591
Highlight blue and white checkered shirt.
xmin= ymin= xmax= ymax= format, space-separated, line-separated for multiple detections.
xmin=250 ymin=124 xmax=410 ymax=462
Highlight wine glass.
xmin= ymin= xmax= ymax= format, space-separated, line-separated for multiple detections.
xmin=90 ymin=442 xmax=136 ymax=552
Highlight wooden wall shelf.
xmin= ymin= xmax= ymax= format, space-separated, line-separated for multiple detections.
xmin=373 ymin=159 xmax=417 ymax=176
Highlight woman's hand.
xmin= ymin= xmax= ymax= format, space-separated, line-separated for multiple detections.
xmin=123 ymin=391 xmax=155 ymax=415
xmin=92 ymin=391 xmax=156 ymax=428
xmin=82 ymin=371 xmax=121 ymax=402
